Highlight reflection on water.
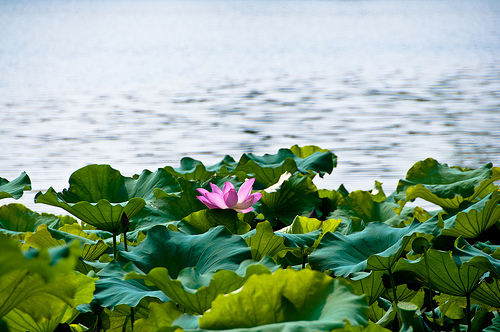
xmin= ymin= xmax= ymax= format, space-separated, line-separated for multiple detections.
xmin=0 ymin=0 xmax=499 ymax=213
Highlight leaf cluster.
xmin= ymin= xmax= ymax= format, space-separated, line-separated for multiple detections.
xmin=1 ymin=146 xmax=499 ymax=332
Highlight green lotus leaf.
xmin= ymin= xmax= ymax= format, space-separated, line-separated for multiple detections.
xmin=52 ymin=165 xmax=176 ymax=203
xmin=441 ymin=190 xmax=500 ymax=238
xmin=178 ymin=209 xmax=251 ymax=235
xmin=133 ymin=301 xmax=184 ymax=332
xmin=93 ymin=225 xmax=251 ymax=309
xmin=484 ymin=312 xmax=500 ymax=332
xmin=471 ymin=277 xmax=500 ymax=309
xmin=52 ymin=224 xmax=110 ymax=274
xmin=61 ymin=271 xmax=96 ymax=324
xmin=337 ymin=189 xmax=415 ymax=227
xmin=153 ymin=177 xmax=207 ymax=221
xmin=126 ymin=257 xmax=278 ymax=314
xmin=340 ymin=271 xmax=386 ymax=306
xmin=452 ymin=237 xmax=500 ymax=279
xmin=0 ymin=203 xmax=77 ymax=237
xmin=21 ymin=225 xmax=66 ymax=250
xmin=280 ymin=215 xmax=341 ymax=235
xmin=44 ymin=223 xmax=110 ymax=273
xmin=434 ymin=293 xmax=467 ymax=319
xmin=0 ymin=234 xmax=79 ymax=283
xmin=232 ymin=145 xmax=337 ymax=188
xmin=164 ymin=155 xmax=237 ymax=181
xmin=382 ymin=285 xmax=425 ymax=310
xmin=289 ymin=144 xmax=338 ymax=177
xmin=92 ymin=260 xmax=169 ymax=310
xmin=318 ymin=188 xmax=343 ymax=218
xmin=0 ymin=271 xmax=77 ymax=320
xmin=119 ymin=225 xmax=251 ymax=278
xmin=99 ymin=300 xmax=151 ymax=332
xmin=36 ymin=187 xmax=145 ymax=233
xmin=254 ymin=173 xmax=321 ymax=227
xmin=332 ymin=321 xmax=392 ymax=332
xmin=244 ymin=221 xmax=289 ymax=261
xmin=125 ymin=168 xmax=180 ymax=201
xmin=0 ymin=239 xmax=80 ymax=322
xmin=0 ymin=172 xmax=31 ymax=200
xmin=395 ymin=159 xmax=500 ymax=212
xmin=35 ymin=165 xmax=181 ymax=232
xmin=394 ymin=249 xmax=490 ymax=296
xmin=309 ymin=220 xmax=440 ymax=277
xmin=195 ymin=268 xmax=367 ymax=331
xmin=3 ymin=307 xmax=66 ymax=332
xmin=273 ymin=215 xmax=341 ymax=261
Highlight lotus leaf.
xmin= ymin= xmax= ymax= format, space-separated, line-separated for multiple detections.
xmin=0 ymin=237 xmax=81 ymax=324
xmin=441 ymin=190 xmax=500 ymax=238
xmin=93 ymin=225 xmax=251 ymax=309
xmin=35 ymin=165 xmax=180 ymax=232
xmin=394 ymin=249 xmax=490 ymax=296
xmin=244 ymin=220 xmax=289 ymax=261
xmin=195 ymin=268 xmax=367 ymax=331
xmin=3 ymin=307 xmax=67 ymax=332
xmin=153 ymin=177 xmax=207 ymax=221
xmin=484 ymin=312 xmax=500 ymax=332
xmin=340 ymin=271 xmax=386 ymax=306
xmin=395 ymin=158 xmax=500 ymax=212
xmin=126 ymin=257 xmax=279 ymax=314
xmin=0 ymin=234 xmax=80 ymax=282
xmin=36 ymin=187 xmax=145 ymax=233
xmin=471 ymin=277 xmax=500 ymax=308
xmin=92 ymin=260 xmax=168 ymax=309
xmin=21 ymin=225 xmax=66 ymax=250
xmin=99 ymin=300 xmax=151 ymax=332
xmin=133 ymin=301 xmax=184 ymax=332
xmin=332 ymin=321 xmax=392 ymax=331
xmin=453 ymin=237 xmax=500 ymax=279
xmin=164 ymin=155 xmax=237 ymax=181
xmin=178 ymin=209 xmax=251 ymax=235
xmin=233 ymin=145 xmax=337 ymax=188
xmin=336 ymin=189 xmax=415 ymax=227
xmin=255 ymin=173 xmax=321 ymax=226
xmin=309 ymin=220 xmax=440 ymax=277
xmin=0 ymin=172 xmax=31 ymax=200
xmin=0 ymin=203 xmax=76 ymax=237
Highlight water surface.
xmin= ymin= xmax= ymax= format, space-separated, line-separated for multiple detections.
xmin=1 ymin=0 xmax=499 ymax=213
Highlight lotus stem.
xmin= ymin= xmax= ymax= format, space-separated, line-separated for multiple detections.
xmin=466 ymin=293 xmax=471 ymax=332
xmin=130 ymin=307 xmax=135 ymax=330
xmin=388 ymin=267 xmax=400 ymax=331
xmin=123 ymin=229 xmax=128 ymax=252
xmin=422 ymin=248 xmax=437 ymax=332
xmin=302 ymin=255 xmax=307 ymax=269
xmin=112 ymin=234 xmax=117 ymax=260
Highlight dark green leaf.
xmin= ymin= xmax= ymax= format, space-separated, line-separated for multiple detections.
xmin=0 ymin=172 xmax=31 ymax=200
xmin=196 ymin=269 xmax=367 ymax=331
xmin=178 ymin=209 xmax=251 ymax=235
xmin=309 ymin=220 xmax=440 ymax=276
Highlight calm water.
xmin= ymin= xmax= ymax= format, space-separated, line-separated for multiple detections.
xmin=1 ymin=0 xmax=499 ymax=213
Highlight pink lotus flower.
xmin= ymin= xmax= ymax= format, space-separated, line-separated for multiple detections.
xmin=196 ymin=178 xmax=262 ymax=213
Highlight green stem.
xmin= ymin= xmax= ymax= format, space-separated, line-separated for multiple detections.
xmin=302 ymin=255 xmax=307 ymax=269
xmin=466 ymin=293 xmax=471 ymax=332
xmin=130 ymin=307 xmax=135 ymax=330
xmin=123 ymin=229 xmax=128 ymax=252
xmin=388 ymin=267 xmax=400 ymax=331
xmin=112 ymin=233 xmax=117 ymax=260
xmin=122 ymin=227 xmax=133 ymax=330
xmin=423 ymin=249 xmax=437 ymax=332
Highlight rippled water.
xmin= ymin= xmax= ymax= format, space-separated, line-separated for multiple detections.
xmin=1 ymin=0 xmax=499 ymax=213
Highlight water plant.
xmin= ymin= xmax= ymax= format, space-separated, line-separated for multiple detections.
xmin=0 ymin=145 xmax=499 ymax=332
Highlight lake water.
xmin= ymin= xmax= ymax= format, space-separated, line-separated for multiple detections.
xmin=1 ymin=0 xmax=499 ymax=213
